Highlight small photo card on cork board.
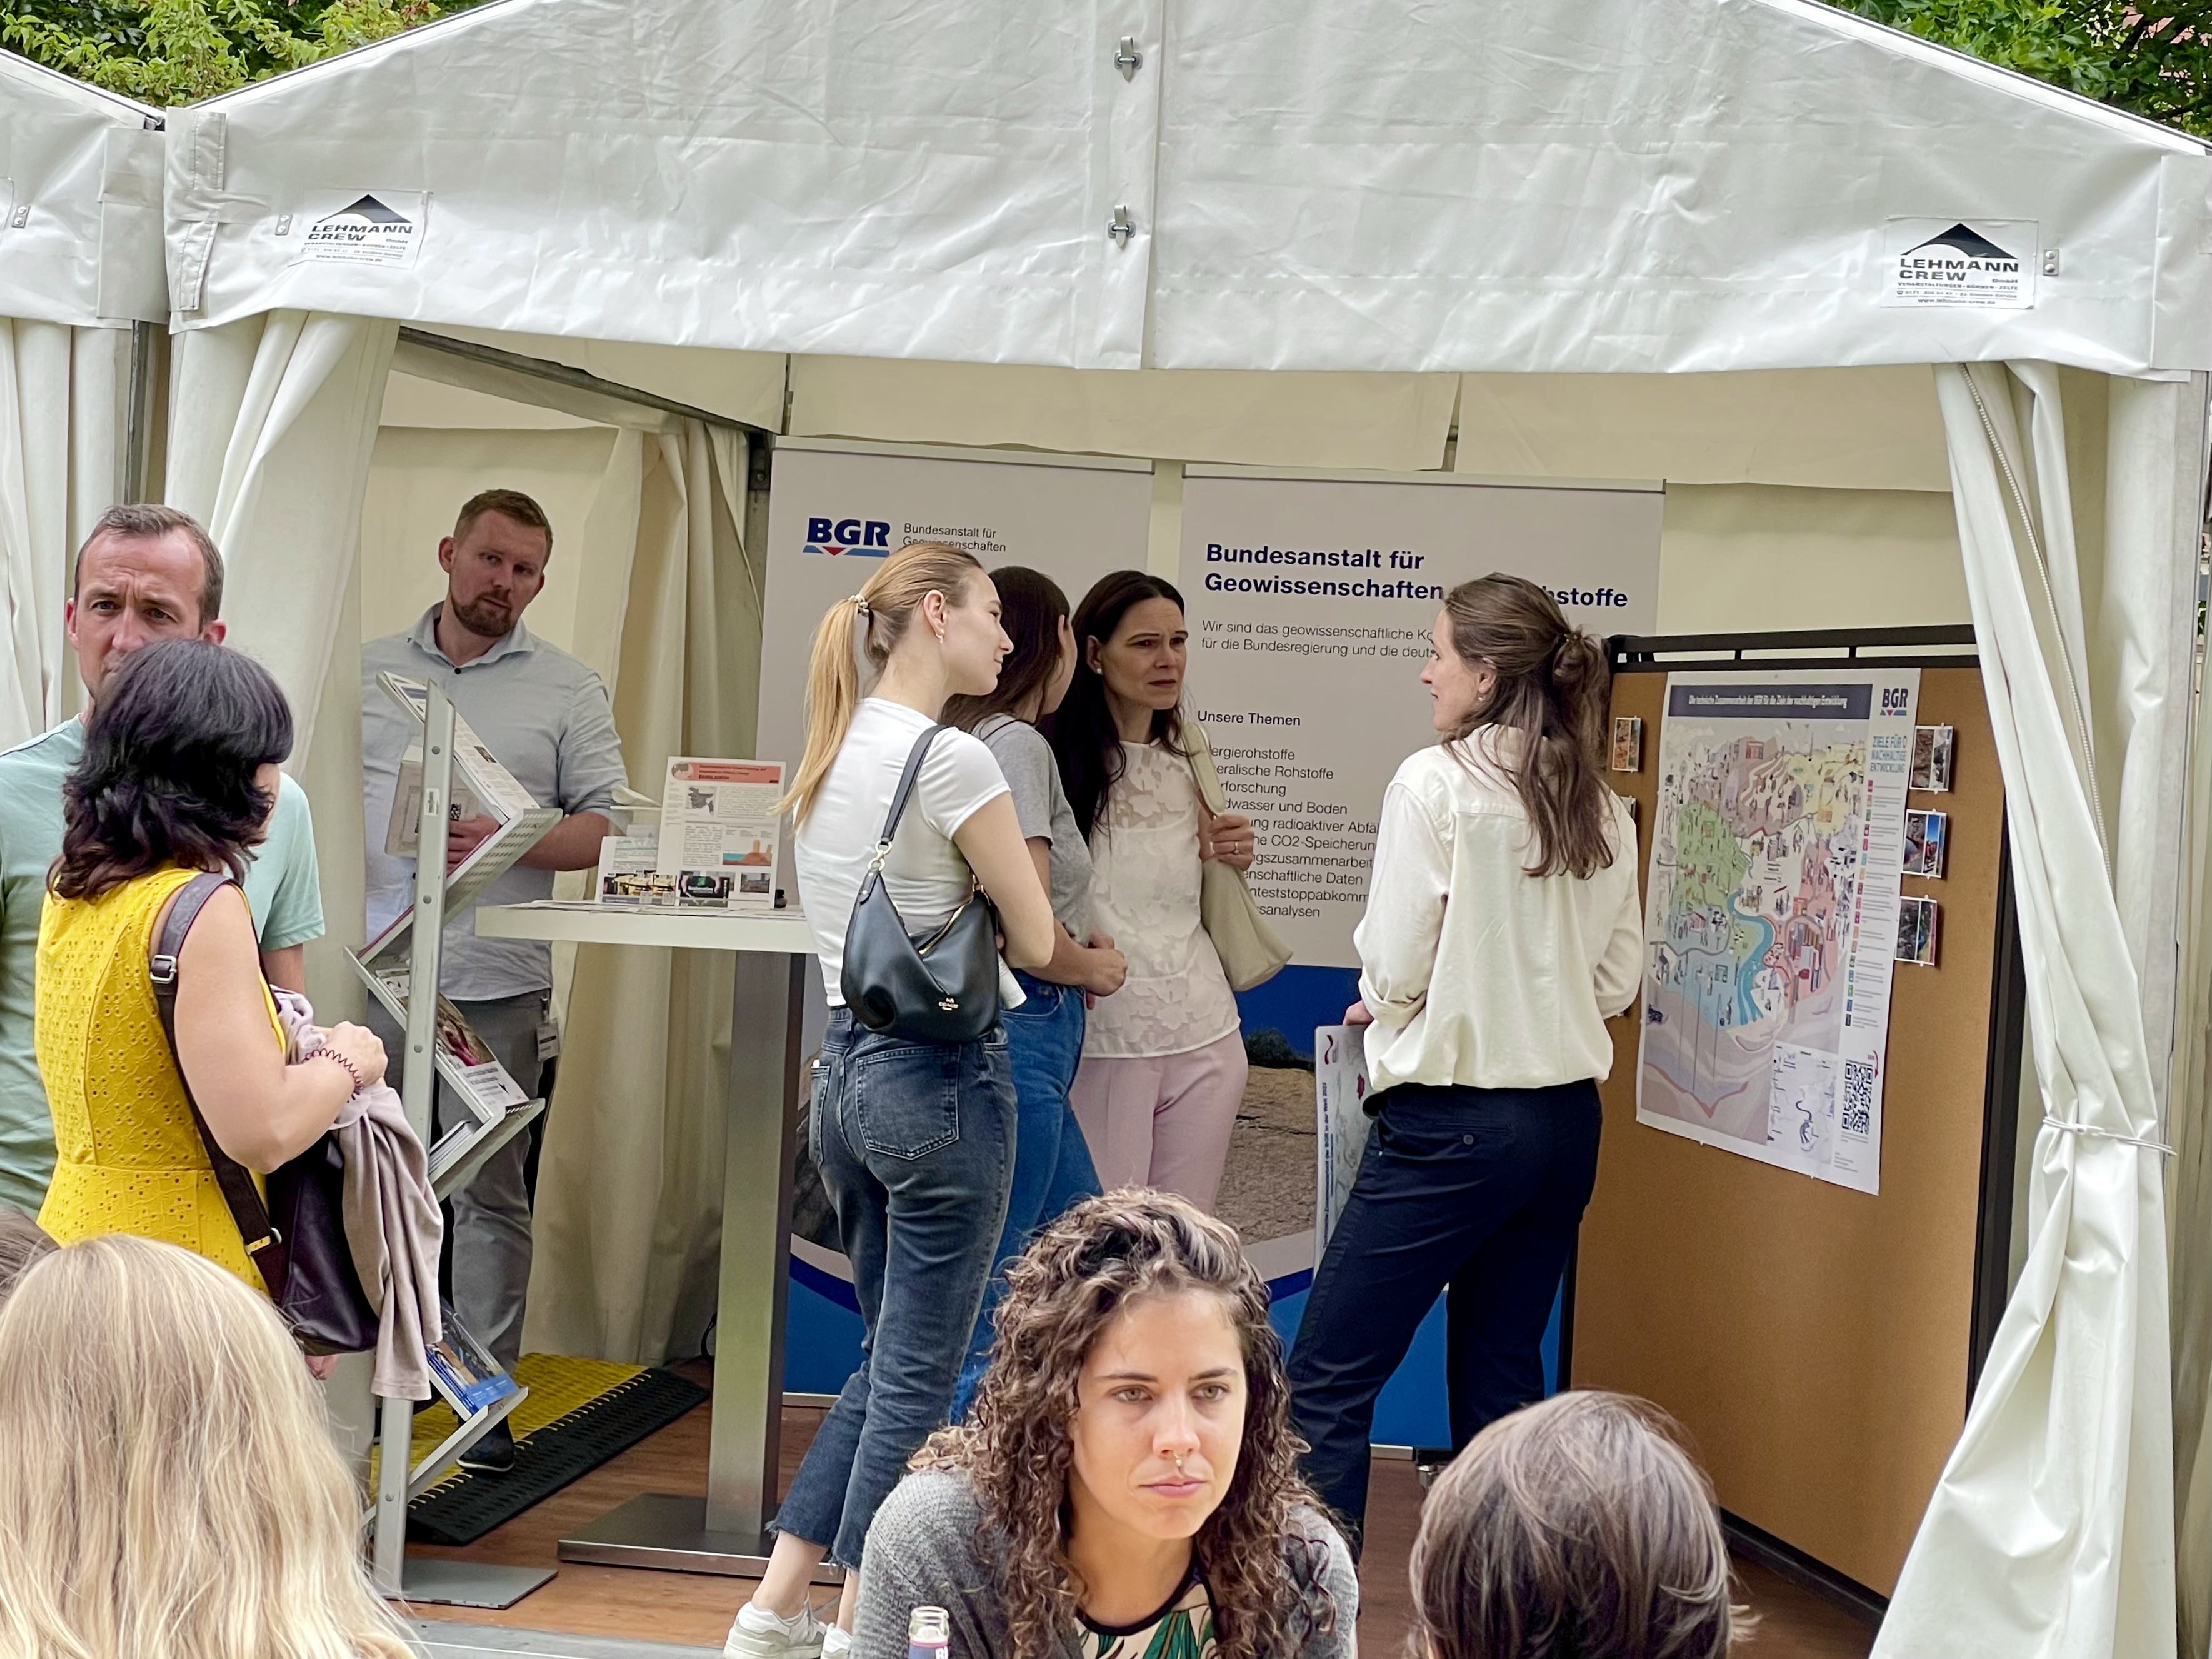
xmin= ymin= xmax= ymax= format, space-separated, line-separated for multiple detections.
xmin=1894 ymin=895 xmax=1939 ymax=966
xmin=1903 ymin=809 xmax=1948 ymax=878
xmin=1910 ymin=725 xmax=1955 ymax=792
xmin=1610 ymin=715 xmax=1644 ymax=773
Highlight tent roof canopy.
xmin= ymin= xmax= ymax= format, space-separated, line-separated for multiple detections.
xmin=0 ymin=55 xmax=165 ymax=328
xmin=165 ymin=0 xmax=2212 ymax=377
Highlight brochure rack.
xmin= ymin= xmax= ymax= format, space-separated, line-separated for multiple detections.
xmin=355 ymin=679 xmax=557 ymax=1608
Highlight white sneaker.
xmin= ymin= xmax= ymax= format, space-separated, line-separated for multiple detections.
xmin=725 ymin=1600 xmax=828 ymax=1659
xmin=823 ymin=1628 xmax=854 ymax=1659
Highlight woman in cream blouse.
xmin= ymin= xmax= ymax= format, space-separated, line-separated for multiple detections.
xmin=1285 ymin=573 xmax=1641 ymax=1541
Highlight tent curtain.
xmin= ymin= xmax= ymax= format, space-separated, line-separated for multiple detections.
xmin=0 ymin=319 xmax=131 ymax=748
xmin=523 ymin=419 xmax=762 ymax=1365
xmin=2176 ymin=678 xmax=2212 ymax=1659
xmin=219 ymin=312 xmax=760 ymax=1365
xmin=380 ymin=331 xmax=768 ymax=1361
xmin=1874 ymin=362 xmax=2193 ymax=1659
xmin=165 ymin=309 xmax=398 ymax=750
xmin=164 ymin=309 xmax=396 ymax=1020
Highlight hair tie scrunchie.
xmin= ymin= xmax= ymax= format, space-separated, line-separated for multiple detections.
xmin=850 ymin=598 xmax=881 ymax=694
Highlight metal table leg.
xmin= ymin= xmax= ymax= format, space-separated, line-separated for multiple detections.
xmin=559 ymin=950 xmax=837 ymax=1581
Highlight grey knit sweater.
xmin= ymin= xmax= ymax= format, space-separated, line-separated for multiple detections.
xmin=853 ymin=1468 xmax=1358 ymax=1659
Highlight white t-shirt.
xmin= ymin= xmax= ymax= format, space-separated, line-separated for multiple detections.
xmin=793 ymin=698 xmax=1011 ymax=1006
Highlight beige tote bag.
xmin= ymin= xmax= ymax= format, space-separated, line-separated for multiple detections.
xmin=1183 ymin=721 xmax=1292 ymax=991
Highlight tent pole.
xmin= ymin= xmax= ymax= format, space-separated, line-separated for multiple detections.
xmin=122 ymin=320 xmax=161 ymax=504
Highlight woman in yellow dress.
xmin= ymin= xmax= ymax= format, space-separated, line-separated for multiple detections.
xmin=34 ymin=639 xmax=385 ymax=1295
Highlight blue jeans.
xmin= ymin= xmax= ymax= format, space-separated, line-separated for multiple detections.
xmin=772 ymin=1010 xmax=1015 ymax=1568
xmin=1287 ymin=1078 xmax=1602 ymax=1540
xmin=951 ymin=973 xmax=1101 ymax=1418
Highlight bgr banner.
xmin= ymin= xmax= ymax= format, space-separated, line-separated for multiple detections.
xmin=758 ymin=439 xmax=1154 ymax=789
xmin=1179 ymin=469 xmax=1662 ymax=968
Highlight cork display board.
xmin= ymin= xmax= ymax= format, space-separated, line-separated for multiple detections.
xmin=1573 ymin=664 xmax=2007 ymax=1596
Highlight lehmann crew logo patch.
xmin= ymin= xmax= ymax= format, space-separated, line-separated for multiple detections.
xmin=288 ymin=191 xmax=428 ymax=270
xmin=1881 ymin=218 xmax=2038 ymax=309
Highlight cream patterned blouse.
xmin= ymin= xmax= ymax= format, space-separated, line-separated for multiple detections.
xmin=1083 ymin=741 xmax=1240 ymax=1060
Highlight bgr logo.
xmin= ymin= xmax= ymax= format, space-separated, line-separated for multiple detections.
xmin=804 ymin=517 xmax=892 ymax=557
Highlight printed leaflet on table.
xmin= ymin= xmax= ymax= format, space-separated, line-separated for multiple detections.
xmin=593 ymin=835 xmax=672 ymax=906
xmin=1635 ymin=670 xmax=1919 ymax=1195
xmin=655 ymin=759 xmax=783 ymax=911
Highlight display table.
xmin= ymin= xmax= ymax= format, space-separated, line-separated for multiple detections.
xmin=474 ymin=901 xmax=836 ymax=1581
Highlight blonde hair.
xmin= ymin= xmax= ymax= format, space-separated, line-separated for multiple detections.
xmin=781 ymin=541 xmax=986 ymax=824
xmin=1410 ymin=1391 xmax=1743 ymax=1659
xmin=0 ymin=1235 xmax=414 ymax=1659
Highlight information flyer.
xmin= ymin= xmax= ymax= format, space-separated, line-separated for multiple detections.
xmin=1178 ymin=469 xmax=1662 ymax=966
xmin=1634 ymin=669 xmax=1920 ymax=1194
xmin=656 ymin=758 xmax=784 ymax=911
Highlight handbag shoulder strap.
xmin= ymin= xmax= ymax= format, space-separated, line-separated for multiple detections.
xmin=149 ymin=872 xmax=288 ymax=1285
xmin=870 ymin=724 xmax=945 ymax=863
xmin=1182 ymin=719 xmax=1228 ymax=816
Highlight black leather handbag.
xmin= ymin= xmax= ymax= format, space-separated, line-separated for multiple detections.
xmin=839 ymin=725 xmax=1003 ymax=1045
xmin=151 ymin=873 xmax=379 ymax=1355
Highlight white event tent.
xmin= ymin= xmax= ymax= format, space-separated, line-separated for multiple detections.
xmin=0 ymin=0 xmax=2186 ymax=1650
xmin=0 ymin=54 xmax=164 ymax=748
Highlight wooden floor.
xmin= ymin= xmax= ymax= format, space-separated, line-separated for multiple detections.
xmin=406 ymin=1387 xmax=1876 ymax=1657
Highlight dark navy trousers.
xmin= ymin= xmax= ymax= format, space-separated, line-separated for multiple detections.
xmin=1288 ymin=1077 xmax=1603 ymax=1538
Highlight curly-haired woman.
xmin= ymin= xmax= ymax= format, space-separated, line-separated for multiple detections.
xmin=851 ymin=1191 xmax=1356 ymax=1659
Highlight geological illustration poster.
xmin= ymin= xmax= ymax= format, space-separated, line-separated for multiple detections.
xmin=1636 ymin=670 xmax=1919 ymax=1194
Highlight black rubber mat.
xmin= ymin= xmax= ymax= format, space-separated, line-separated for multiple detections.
xmin=407 ymin=1367 xmax=710 ymax=1546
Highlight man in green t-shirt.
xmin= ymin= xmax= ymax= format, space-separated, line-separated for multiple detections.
xmin=0 ymin=505 xmax=325 ymax=1216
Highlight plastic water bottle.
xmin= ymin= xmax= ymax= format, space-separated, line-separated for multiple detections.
xmin=908 ymin=1606 xmax=950 ymax=1659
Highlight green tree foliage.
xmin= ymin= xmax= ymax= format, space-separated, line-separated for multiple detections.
xmin=7 ymin=0 xmax=2208 ymax=131
xmin=2 ymin=0 xmax=471 ymax=104
xmin=1830 ymin=1 xmax=2212 ymax=134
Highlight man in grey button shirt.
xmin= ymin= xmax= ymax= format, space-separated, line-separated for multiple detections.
xmin=361 ymin=488 xmax=627 ymax=1468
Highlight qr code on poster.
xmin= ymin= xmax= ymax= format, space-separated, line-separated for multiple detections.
xmin=1841 ymin=1061 xmax=1874 ymax=1136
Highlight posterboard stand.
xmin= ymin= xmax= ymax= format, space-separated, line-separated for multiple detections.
xmin=1573 ymin=624 xmax=2026 ymax=1620
xmin=354 ymin=681 xmax=557 ymax=1609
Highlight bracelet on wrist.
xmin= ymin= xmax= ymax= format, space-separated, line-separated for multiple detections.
xmin=313 ymin=1047 xmax=364 ymax=1096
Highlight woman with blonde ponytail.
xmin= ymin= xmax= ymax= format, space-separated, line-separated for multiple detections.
xmin=731 ymin=543 xmax=1056 ymax=1659
xmin=1286 ymin=573 xmax=1643 ymax=1541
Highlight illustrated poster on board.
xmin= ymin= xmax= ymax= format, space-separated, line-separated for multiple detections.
xmin=1635 ymin=670 xmax=1919 ymax=1195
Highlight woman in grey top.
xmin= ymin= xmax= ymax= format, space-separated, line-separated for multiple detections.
xmin=854 ymin=1191 xmax=1356 ymax=1659
xmin=944 ymin=568 xmax=1128 ymax=1416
